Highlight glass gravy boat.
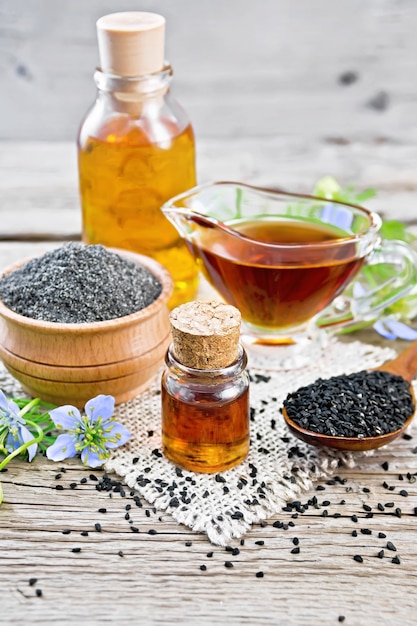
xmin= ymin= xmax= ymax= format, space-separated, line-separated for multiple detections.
xmin=162 ymin=182 xmax=417 ymax=368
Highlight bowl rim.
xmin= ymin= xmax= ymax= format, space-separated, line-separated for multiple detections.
xmin=0 ymin=247 xmax=173 ymax=333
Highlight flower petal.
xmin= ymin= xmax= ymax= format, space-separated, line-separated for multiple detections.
xmin=49 ymin=405 xmax=82 ymax=430
xmin=84 ymin=395 xmax=115 ymax=423
xmin=5 ymin=431 xmax=21 ymax=453
xmin=81 ymin=447 xmax=107 ymax=468
xmin=18 ymin=424 xmax=38 ymax=461
xmin=46 ymin=434 xmax=77 ymax=462
xmin=103 ymin=422 xmax=131 ymax=449
xmin=373 ymin=319 xmax=397 ymax=340
xmin=384 ymin=319 xmax=417 ymax=341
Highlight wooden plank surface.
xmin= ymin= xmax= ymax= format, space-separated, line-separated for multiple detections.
xmin=0 ymin=141 xmax=417 ymax=625
xmin=2 ymin=0 xmax=417 ymax=143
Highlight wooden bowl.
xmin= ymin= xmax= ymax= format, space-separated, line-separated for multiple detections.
xmin=0 ymin=249 xmax=173 ymax=407
xmin=282 ymin=406 xmax=415 ymax=451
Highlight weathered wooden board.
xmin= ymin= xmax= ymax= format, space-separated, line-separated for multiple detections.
xmin=1 ymin=0 xmax=417 ymax=142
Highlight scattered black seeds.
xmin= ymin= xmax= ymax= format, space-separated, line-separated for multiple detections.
xmin=130 ymin=526 xmax=139 ymax=533
xmin=291 ymin=547 xmax=300 ymax=554
xmin=148 ymin=529 xmax=157 ymax=535
xmin=395 ymin=508 xmax=402 ymax=518
xmin=71 ymin=548 xmax=81 ymax=553
xmin=360 ymin=528 xmax=372 ymax=535
xmin=90 ymin=474 xmax=98 ymax=481
xmin=414 ymin=508 xmax=417 ymax=516
xmin=55 ymin=474 xmax=62 ymax=480
xmin=185 ymin=541 xmax=192 ymax=547
xmin=322 ymin=500 xmax=331 ymax=506
xmin=352 ymin=530 xmax=357 ymax=537
xmin=200 ymin=565 xmax=207 ymax=571
xmin=392 ymin=556 xmax=401 ymax=565
xmin=385 ymin=502 xmax=395 ymax=508
xmin=55 ymin=485 xmax=64 ymax=491
xmin=118 ymin=550 xmax=124 ymax=557
xmin=353 ymin=555 xmax=363 ymax=563
xmin=399 ymin=489 xmax=408 ymax=497
xmin=377 ymin=503 xmax=385 ymax=511
xmin=255 ymin=571 xmax=264 ymax=578
xmin=381 ymin=462 xmax=389 ymax=471
xmin=387 ymin=541 xmax=397 ymax=552
xmin=316 ymin=485 xmax=325 ymax=491
xmin=29 ymin=578 xmax=37 ymax=586
xmin=206 ymin=552 xmax=213 ymax=558
xmin=351 ymin=515 xmax=358 ymax=523
xmin=70 ymin=483 xmax=77 ymax=490
xmin=362 ymin=487 xmax=370 ymax=493
xmin=283 ymin=370 xmax=414 ymax=437
xmin=365 ymin=512 xmax=374 ymax=519
xmin=125 ymin=513 xmax=130 ymax=521
xmin=402 ymin=433 xmax=412 ymax=440
xmin=35 ymin=589 xmax=43 ymax=597
xmin=94 ymin=523 xmax=102 ymax=532
xmin=363 ymin=504 xmax=372 ymax=512
xmin=81 ymin=531 xmax=89 ymax=537
xmin=292 ymin=537 xmax=299 ymax=546
xmin=80 ymin=477 xmax=87 ymax=484
xmin=0 ymin=243 xmax=162 ymax=322
xmin=62 ymin=529 xmax=71 ymax=535
xmin=98 ymin=508 xmax=107 ymax=513
xmin=254 ymin=540 xmax=264 ymax=546
xmin=338 ymin=617 xmax=346 ymax=623
xmin=378 ymin=550 xmax=385 ymax=558
xmin=224 ymin=561 xmax=234 ymax=568
xmin=378 ymin=532 xmax=387 ymax=539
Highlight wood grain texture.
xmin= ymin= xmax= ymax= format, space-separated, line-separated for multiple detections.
xmin=1 ymin=0 xmax=417 ymax=142
xmin=0 ymin=140 xmax=417 ymax=625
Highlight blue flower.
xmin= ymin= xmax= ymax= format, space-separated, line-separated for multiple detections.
xmin=46 ymin=395 xmax=131 ymax=468
xmin=373 ymin=318 xmax=417 ymax=341
xmin=0 ymin=390 xmax=38 ymax=461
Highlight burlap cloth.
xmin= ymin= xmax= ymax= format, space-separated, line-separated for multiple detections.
xmin=1 ymin=339 xmax=415 ymax=545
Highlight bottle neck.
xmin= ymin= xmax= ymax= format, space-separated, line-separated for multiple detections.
xmin=165 ymin=343 xmax=248 ymax=384
xmin=94 ymin=65 xmax=173 ymax=114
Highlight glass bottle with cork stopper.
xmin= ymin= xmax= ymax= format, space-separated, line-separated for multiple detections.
xmin=77 ymin=12 xmax=198 ymax=308
xmin=161 ymin=301 xmax=250 ymax=473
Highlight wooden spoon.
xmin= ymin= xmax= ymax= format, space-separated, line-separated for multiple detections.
xmin=282 ymin=341 xmax=417 ymax=451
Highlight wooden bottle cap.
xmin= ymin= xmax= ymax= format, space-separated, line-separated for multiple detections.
xmin=96 ymin=12 xmax=165 ymax=77
xmin=170 ymin=301 xmax=242 ymax=370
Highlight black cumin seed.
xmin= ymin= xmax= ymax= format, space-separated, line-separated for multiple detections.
xmin=352 ymin=530 xmax=357 ymax=537
xmin=55 ymin=473 xmax=62 ymax=480
xmin=94 ymin=523 xmax=102 ymax=532
xmin=378 ymin=550 xmax=384 ymax=558
xmin=125 ymin=513 xmax=130 ymax=520
xmin=118 ymin=550 xmax=124 ymax=557
xmin=148 ymin=529 xmax=157 ymax=535
xmin=89 ymin=474 xmax=98 ymax=481
xmin=322 ymin=500 xmax=331 ymax=506
xmin=215 ymin=474 xmax=226 ymax=483
xmin=378 ymin=532 xmax=386 ymax=538
xmin=338 ymin=617 xmax=345 ymax=623
xmin=361 ymin=529 xmax=372 ymax=535
xmin=35 ymin=589 xmax=42 ymax=597
xmin=255 ymin=571 xmax=264 ymax=578
xmin=70 ymin=483 xmax=77 ymax=489
xmin=387 ymin=541 xmax=397 ymax=551
xmin=71 ymin=548 xmax=81 ymax=553
xmin=98 ymin=508 xmax=107 ymax=513
xmin=29 ymin=578 xmax=37 ymax=586
xmin=391 ymin=555 xmax=401 ymax=564
xmin=363 ymin=504 xmax=372 ymax=512
xmin=131 ymin=526 xmax=139 ymax=533
xmin=351 ymin=515 xmax=358 ymax=523
xmin=362 ymin=488 xmax=370 ymax=493
xmin=255 ymin=540 xmax=264 ymax=546
xmin=185 ymin=541 xmax=192 ymax=547
xmin=377 ymin=503 xmax=385 ymax=511
xmin=399 ymin=489 xmax=408 ymax=497
xmin=200 ymin=565 xmax=207 ymax=571
xmin=316 ymin=485 xmax=325 ymax=491
xmin=80 ymin=477 xmax=87 ymax=484
xmin=224 ymin=561 xmax=234 ymax=568
xmin=206 ymin=552 xmax=213 ymax=558
xmin=395 ymin=508 xmax=402 ymax=518
xmin=381 ymin=462 xmax=389 ymax=471
xmin=55 ymin=485 xmax=64 ymax=490
xmin=402 ymin=433 xmax=412 ymax=440
xmin=353 ymin=555 xmax=363 ymax=563
xmin=81 ymin=531 xmax=88 ymax=537
xmin=385 ymin=502 xmax=395 ymax=507
xmin=62 ymin=529 xmax=71 ymax=535
xmin=291 ymin=547 xmax=300 ymax=554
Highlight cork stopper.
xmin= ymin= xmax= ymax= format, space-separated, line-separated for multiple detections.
xmin=170 ymin=301 xmax=242 ymax=370
xmin=97 ymin=12 xmax=165 ymax=77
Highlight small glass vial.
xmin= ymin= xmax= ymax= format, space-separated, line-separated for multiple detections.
xmin=161 ymin=301 xmax=250 ymax=473
xmin=77 ymin=12 xmax=198 ymax=309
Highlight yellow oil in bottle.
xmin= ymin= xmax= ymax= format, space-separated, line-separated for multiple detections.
xmin=78 ymin=117 xmax=199 ymax=308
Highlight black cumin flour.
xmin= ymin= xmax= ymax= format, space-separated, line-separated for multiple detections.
xmin=0 ymin=243 xmax=162 ymax=323
xmin=283 ymin=370 xmax=414 ymax=438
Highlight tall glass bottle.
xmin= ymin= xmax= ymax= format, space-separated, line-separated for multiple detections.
xmin=77 ymin=12 xmax=198 ymax=308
